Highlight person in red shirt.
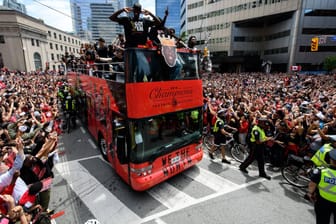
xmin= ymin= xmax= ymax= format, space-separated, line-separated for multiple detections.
xmin=238 ymin=114 xmax=249 ymax=146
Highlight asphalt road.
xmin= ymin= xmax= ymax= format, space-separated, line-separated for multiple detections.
xmin=48 ymin=123 xmax=316 ymax=224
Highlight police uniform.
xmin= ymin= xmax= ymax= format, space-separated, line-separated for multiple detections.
xmin=311 ymin=143 xmax=333 ymax=167
xmin=239 ymin=121 xmax=271 ymax=179
xmin=309 ymin=149 xmax=336 ymax=224
xmin=213 ymin=117 xmax=227 ymax=146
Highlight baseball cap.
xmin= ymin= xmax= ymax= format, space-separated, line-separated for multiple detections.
xmin=133 ymin=3 xmax=142 ymax=11
xmin=217 ymin=109 xmax=226 ymax=115
xmin=329 ymin=149 xmax=336 ymax=160
xmin=98 ymin=37 xmax=105 ymax=43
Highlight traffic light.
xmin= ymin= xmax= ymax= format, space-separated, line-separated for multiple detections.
xmin=311 ymin=37 xmax=319 ymax=51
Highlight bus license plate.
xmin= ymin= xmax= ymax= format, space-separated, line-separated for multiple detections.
xmin=171 ymin=156 xmax=181 ymax=164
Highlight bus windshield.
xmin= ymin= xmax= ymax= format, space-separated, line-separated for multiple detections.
xmin=129 ymin=108 xmax=202 ymax=163
xmin=126 ymin=49 xmax=200 ymax=83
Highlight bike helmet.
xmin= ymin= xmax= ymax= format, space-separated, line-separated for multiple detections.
xmin=217 ymin=109 xmax=226 ymax=120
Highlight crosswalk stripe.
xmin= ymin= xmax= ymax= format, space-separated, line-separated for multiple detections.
xmin=55 ymin=160 xmax=141 ymax=224
xmin=184 ymin=166 xmax=239 ymax=192
xmin=148 ymin=182 xmax=196 ymax=209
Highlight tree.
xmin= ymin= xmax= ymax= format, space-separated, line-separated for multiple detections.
xmin=323 ymin=56 xmax=336 ymax=73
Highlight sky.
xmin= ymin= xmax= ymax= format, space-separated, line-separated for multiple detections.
xmin=5 ymin=0 xmax=155 ymax=33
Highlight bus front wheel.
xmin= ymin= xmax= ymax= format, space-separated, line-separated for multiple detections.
xmin=99 ymin=135 xmax=108 ymax=161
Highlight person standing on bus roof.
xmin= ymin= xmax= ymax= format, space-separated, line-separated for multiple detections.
xmin=95 ymin=37 xmax=109 ymax=78
xmin=109 ymin=3 xmax=161 ymax=48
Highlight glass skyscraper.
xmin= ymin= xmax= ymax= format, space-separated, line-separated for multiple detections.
xmin=70 ymin=0 xmax=122 ymax=42
xmin=2 ymin=0 xmax=26 ymax=14
xmin=155 ymin=0 xmax=181 ymax=35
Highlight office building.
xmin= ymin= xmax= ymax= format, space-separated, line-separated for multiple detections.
xmin=91 ymin=3 xmax=122 ymax=43
xmin=70 ymin=0 xmax=122 ymax=42
xmin=0 ymin=7 xmax=81 ymax=72
xmin=2 ymin=0 xmax=26 ymax=14
xmin=185 ymin=0 xmax=336 ymax=72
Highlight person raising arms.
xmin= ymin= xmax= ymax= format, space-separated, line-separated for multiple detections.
xmin=109 ymin=3 xmax=161 ymax=48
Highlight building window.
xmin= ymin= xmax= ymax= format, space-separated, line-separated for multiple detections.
xmin=0 ymin=35 xmax=5 ymax=44
xmin=65 ymin=46 xmax=67 ymax=52
xmin=54 ymin=32 xmax=57 ymax=39
xmin=68 ymin=37 xmax=71 ymax=43
xmin=55 ymin=44 xmax=58 ymax=50
xmin=51 ymin=53 xmax=54 ymax=60
xmin=50 ymin=43 xmax=53 ymax=49
xmin=31 ymin=39 xmax=35 ymax=46
xmin=75 ymin=40 xmax=77 ymax=45
xmin=57 ymin=54 xmax=60 ymax=60
xmin=48 ymin=31 xmax=51 ymax=37
xmin=59 ymin=34 xmax=62 ymax=40
xmin=69 ymin=47 xmax=71 ymax=52
xmin=33 ymin=52 xmax=42 ymax=70
xmin=36 ymin=40 xmax=39 ymax=47
xmin=64 ymin=36 xmax=66 ymax=41
xmin=72 ymin=38 xmax=74 ymax=44
xmin=60 ymin=45 xmax=63 ymax=51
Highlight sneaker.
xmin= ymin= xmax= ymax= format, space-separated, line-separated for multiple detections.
xmin=259 ymin=174 xmax=271 ymax=180
xmin=209 ymin=152 xmax=215 ymax=160
xmin=272 ymin=167 xmax=280 ymax=172
xmin=222 ymin=158 xmax=231 ymax=164
xmin=239 ymin=167 xmax=249 ymax=174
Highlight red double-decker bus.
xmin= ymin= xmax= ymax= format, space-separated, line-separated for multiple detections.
xmin=67 ymin=46 xmax=203 ymax=191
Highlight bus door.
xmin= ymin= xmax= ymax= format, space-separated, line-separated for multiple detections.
xmin=112 ymin=115 xmax=130 ymax=184
xmin=86 ymin=91 xmax=97 ymax=137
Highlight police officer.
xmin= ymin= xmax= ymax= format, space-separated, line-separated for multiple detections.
xmin=64 ymin=94 xmax=77 ymax=128
xmin=307 ymin=149 xmax=336 ymax=224
xmin=311 ymin=137 xmax=336 ymax=167
xmin=239 ymin=117 xmax=272 ymax=180
xmin=208 ymin=109 xmax=235 ymax=164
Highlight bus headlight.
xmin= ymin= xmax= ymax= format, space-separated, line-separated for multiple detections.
xmin=130 ymin=165 xmax=153 ymax=176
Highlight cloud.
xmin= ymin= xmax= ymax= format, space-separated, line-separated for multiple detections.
xmin=23 ymin=0 xmax=73 ymax=32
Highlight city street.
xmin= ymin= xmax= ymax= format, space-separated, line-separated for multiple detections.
xmin=49 ymin=123 xmax=316 ymax=224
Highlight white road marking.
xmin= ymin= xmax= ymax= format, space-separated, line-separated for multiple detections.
xmin=148 ymin=182 xmax=196 ymax=209
xmin=88 ymin=138 xmax=97 ymax=149
xmin=80 ymin=126 xmax=86 ymax=134
xmin=184 ymin=166 xmax=239 ymax=192
xmin=55 ymin=161 xmax=141 ymax=224
xmin=154 ymin=218 xmax=168 ymax=224
xmin=141 ymin=172 xmax=282 ymax=223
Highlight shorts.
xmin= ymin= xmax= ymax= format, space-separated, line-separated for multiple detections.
xmin=214 ymin=136 xmax=227 ymax=146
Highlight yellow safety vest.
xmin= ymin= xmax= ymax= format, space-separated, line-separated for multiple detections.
xmin=191 ymin=110 xmax=199 ymax=121
xmin=318 ymin=168 xmax=336 ymax=203
xmin=250 ymin=125 xmax=266 ymax=143
xmin=311 ymin=144 xmax=333 ymax=167
xmin=213 ymin=118 xmax=223 ymax=133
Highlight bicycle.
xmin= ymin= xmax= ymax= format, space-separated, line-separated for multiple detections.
xmin=281 ymin=153 xmax=315 ymax=188
xmin=203 ymin=128 xmax=249 ymax=162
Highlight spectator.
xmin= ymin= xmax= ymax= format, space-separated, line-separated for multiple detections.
xmin=109 ymin=3 xmax=161 ymax=48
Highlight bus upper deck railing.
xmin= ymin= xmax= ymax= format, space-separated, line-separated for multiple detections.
xmin=69 ymin=62 xmax=125 ymax=82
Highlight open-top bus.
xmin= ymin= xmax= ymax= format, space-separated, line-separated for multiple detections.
xmin=67 ymin=44 xmax=204 ymax=191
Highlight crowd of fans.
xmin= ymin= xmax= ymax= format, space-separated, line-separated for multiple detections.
xmin=202 ymin=72 xmax=336 ymax=168
xmin=0 ymin=68 xmax=63 ymax=223
xmin=1 ymin=59 xmax=336 ymax=223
